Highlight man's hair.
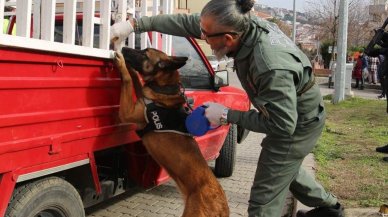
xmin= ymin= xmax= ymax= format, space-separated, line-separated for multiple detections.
xmin=200 ymin=0 xmax=255 ymax=33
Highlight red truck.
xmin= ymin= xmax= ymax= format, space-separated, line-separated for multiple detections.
xmin=0 ymin=1 xmax=250 ymax=216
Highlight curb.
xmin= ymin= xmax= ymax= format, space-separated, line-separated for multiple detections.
xmin=315 ymin=76 xmax=382 ymax=91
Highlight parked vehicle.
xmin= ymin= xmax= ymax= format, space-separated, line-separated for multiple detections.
xmin=0 ymin=1 xmax=250 ymax=216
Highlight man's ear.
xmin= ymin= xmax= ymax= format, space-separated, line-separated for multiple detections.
xmin=225 ymin=34 xmax=236 ymax=47
xmin=158 ymin=56 xmax=188 ymax=71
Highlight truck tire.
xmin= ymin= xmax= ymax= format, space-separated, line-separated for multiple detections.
xmin=6 ymin=176 xmax=85 ymax=217
xmin=214 ymin=124 xmax=237 ymax=177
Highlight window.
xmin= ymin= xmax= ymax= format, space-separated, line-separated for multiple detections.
xmin=171 ymin=36 xmax=211 ymax=89
xmin=54 ymin=21 xmax=100 ymax=48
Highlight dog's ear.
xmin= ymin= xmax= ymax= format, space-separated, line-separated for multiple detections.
xmin=158 ymin=56 xmax=188 ymax=71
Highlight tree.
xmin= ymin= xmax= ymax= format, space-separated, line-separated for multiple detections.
xmin=284 ymin=14 xmax=293 ymax=21
xmin=320 ymin=40 xmax=334 ymax=68
xmin=347 ymin=1 xmax=372 ymax=47
xmin=305 ymin=0 xmax=371 ymax=63
xmin=306 ymin=0 xmax=339 ymax=64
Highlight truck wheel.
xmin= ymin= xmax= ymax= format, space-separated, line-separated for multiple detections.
xmin=214 ymin=124 xmax=237 ymax=177
xmin=6 ymin=176 xmax=85 ymax=217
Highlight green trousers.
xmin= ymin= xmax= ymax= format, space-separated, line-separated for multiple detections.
xmin=247 ymin=112 xmax=337 ymax=217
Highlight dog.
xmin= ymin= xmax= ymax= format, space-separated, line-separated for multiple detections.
xmin=114 ymin=47 xmax=229 ymax=217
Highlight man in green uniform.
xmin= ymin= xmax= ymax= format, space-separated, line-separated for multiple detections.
xmin=110 ymin=0 xmax=345 ymax=216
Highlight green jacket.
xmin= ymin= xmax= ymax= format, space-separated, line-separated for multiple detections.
xmin=137 ymin=14 xmax=324 ymax=137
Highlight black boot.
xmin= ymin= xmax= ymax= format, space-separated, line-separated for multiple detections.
xmin=376 ymin=144 xmax=388 ymax=153
xmin=296 ymin=203 xmax=345 ymax=217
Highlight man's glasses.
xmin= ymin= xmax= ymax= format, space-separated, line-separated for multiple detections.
xmin=200 ymin=27 xmax=239 ymax=39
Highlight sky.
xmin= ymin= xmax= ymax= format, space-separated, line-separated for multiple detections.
xmin=258 ymin=0 xmax=307 ymax=12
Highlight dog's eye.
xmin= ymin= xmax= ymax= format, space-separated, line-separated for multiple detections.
xmin=158 ymin=61 xmax=166 ymax=69
xmin=142 ymin=61 xmax=154 ymax=73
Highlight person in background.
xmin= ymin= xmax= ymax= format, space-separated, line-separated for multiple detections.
xmin=376 ymin=144 xmax=388 ymax=162
xmin=110 ymin=0 xmax=345 ymax=216
xmin=369 ymin=48 xmax=388 ymax=162
xmin=352 ymin=55 xmax=364 ymax=90
xmin=3 ymin=5 xmax=16 ymax=35
xmin=360 ymin=52 xmax=369 ymax=90
xmin=367 ymin=55 xmax=380 ymax=84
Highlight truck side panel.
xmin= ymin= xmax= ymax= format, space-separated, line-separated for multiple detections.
xmin=0 ymin=47 xmax=153 ymax=216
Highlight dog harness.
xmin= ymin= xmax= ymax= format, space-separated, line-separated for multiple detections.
xmin=136 ymin=98 xmax=192 ymax=137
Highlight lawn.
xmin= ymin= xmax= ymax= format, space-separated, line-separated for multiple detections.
xmin=314 ymin=96 xmax=388 ymax=207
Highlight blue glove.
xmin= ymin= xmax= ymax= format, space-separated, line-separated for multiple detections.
xmin=203 ymin=102 xmax=229 ymax=126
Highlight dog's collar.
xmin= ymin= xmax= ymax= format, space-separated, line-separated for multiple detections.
xmin=145 ymin=82 xmax=194 ymax=111
xmin=147 ymin=83 xmax=181 ymax=95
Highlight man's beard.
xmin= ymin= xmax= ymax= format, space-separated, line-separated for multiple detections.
xmin=213 ymin=46 xmax=229 ymax=61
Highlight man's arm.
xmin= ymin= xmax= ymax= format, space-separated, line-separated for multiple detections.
xmin=228 ymin=69 xmax=299 ymax=137
xmin=111 ymin=13 xmax=202 ymax=46
xmin=136 ymin=13 xmax=202 ymax=38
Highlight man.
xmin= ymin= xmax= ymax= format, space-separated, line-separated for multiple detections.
xmin=110 ymin=0 xmax=344 ymax=216
xmin=369 ymin=49 xmax=388 ymax=162
xmin=376 ymin=144 xmax=388 ymax=162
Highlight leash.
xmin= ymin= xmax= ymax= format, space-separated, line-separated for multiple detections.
xmin=179 ymin=82 xmax=194 ymax=112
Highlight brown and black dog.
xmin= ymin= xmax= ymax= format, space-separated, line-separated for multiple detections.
xmin=114 ymin=47 xmax=229 ymax=217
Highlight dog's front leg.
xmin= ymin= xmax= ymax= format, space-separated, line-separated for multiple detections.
xmin=126 ymin=61 xmax=144 ymax=99
xmin=114 ymin=52 xmax=145 ymax=124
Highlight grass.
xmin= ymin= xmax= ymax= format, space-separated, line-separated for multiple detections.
xmin=314 ymin=96 xmax=388 ymax=208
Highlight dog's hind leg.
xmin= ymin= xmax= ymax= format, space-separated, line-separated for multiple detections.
xmin=141 ymin=133 xmax=229 ymax=217
xmin=182 ymin=184 xmax=229 ymax=217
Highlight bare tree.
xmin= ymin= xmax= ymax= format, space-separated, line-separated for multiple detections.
xmin=347 ymin=0 xmax=373 ymax=47
xmin=306 ymin=0 xmax=339 ymax=62
xmin=305 ymin=0 xmax=371 ymax=56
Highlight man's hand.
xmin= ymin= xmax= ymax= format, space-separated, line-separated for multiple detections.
xmin=204 ymin=102 xmax=229 ymax=126
xmin=110 ymin=20 xmax=134 ymax=50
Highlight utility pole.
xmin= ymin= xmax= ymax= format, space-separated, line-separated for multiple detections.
xmin=292 ymin=0 xmax=296 ymax=42
xmin=332 ymin=0 xmax=348 ymax=104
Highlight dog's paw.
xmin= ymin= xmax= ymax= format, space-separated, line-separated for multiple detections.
xmin=114 ymin=52 xmax=126 ymax=68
